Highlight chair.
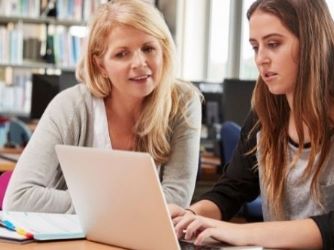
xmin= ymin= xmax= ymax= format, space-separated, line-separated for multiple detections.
xmin=0 ymin=171 xmax=13 ymax=209
xmin=220 ymin=121 xmax=263 ymax=221
xmin=243 ymin=196 xmax=263 ymax=221
xmin=220 ymin=121 xmax=241 ymax=164
xmin=5 ymin=118 xmax=32 ymax=148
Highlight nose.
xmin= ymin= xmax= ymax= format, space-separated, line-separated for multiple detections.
xmin=255 ymin=47 xmax=270 ymax=66
xmin=131 ymin=51 xmax=147 ymax=68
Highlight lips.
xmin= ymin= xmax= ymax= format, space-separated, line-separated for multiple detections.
xmin=262 ymin=71 xmax=277 ymax=80
xmin=129 ymin=74 xmax=151 ymax=81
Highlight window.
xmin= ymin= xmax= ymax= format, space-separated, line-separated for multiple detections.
xmin=326 ymin=0 xmax=334 ymax=18
xmin=206 ymin=0 xmax=230 ymax=82
xmin=239 ymin=0 xmax=258 ymax=80
xmin=177 ymin=0 xmax=334 ymax=82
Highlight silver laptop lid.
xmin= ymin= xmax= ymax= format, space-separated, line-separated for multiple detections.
xmin=55 ymin=145 xmax=180 ymax=250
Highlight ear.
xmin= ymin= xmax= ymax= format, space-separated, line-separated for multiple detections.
xmin=94 ymin=55 xmax=108 ymax=78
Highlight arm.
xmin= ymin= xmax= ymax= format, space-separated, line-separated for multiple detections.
xmin=181 ymin=216 xmax=322 ymax=249
xmin=161 ymin=93 xmax=201 ymax=207
xmin=311 ymin=212 xmax=334 ymax=250
xmin=169 ymin=200 xmax=221 ymax=221
xmin=198 ymin=112 xmax=260 ymax=220
xmin=190 ymin=200 xmax=222 ymax=220
xmin=3 ymin=86 xmax=89 ymax=213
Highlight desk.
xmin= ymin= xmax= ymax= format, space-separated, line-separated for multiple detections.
xmin=0 ymin=240 xmax=124 ymax=250
xmin=0 ymin=159 xmax=15 ymax=172
xmin=0 ymin=240 xmax=274 ymax=250
xmin=200 ymin=152 xmax=221 ymax=181
xmin=0 ymin=147 xmax=21 ymax=172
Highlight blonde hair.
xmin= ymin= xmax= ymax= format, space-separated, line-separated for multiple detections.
xmin=76 ymin=0 xmax=200 ymax=165
xmin=248 ymin=0 xmax=334 ymax=219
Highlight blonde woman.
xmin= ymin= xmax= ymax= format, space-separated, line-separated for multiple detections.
xmin=4 ymin=0 xmax=201 ymax=213
xmin=171 ymin=0 xmax=334 ymax=249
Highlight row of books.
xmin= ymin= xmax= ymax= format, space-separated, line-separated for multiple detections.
xmin=0 ymin=24 xmax=23 ymax=65
xmin=0 ymin=0 xmax=107 ymax=21
xmin=0 ymin=23 xmax=85 ymax=67
xmin=0 ymin=0 xmax=40 ymax=18
xmin=0 ymin=69 xmax=32 ymax=117
xmin=50 ymin=25 xmax=86 ymax=67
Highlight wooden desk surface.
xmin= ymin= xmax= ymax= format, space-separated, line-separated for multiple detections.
xmin=0 ymin=240 xmax=124 ymax=250
xmin=0 ymin=159 xmax=15 ymax=172
xmin=0 ymin=240 xmax=274 ymax=250
xmin=0 ymin=147 xmax=21 ymax=172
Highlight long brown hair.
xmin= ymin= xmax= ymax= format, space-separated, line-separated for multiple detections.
xmin=247 ymin=0 xmax=334 ymax=218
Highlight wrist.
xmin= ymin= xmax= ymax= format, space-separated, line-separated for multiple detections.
xmin=185 ymin=208 xmax=196 ymax=215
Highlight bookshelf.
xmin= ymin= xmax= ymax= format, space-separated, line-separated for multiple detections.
xmin=0 ymin=0 xmax=107 ymax=118
xmin=0 ymin=15 xmax=88 ymax=70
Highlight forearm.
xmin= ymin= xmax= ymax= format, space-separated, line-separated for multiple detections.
xmin=190 ymin=200 xmax=222 ymax=220
xmin=4 ymin=115 xmax=73 ymax=213
xmin=244 ymin=219 xmax=322 ymax=249
xmin=4 ymin=185 xmax=73 ymax=213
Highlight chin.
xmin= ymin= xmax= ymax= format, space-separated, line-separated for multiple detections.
xmin=268 ymin=89 xmax=286 ymax=96
xmin=133 ymin=90 xmax=155 ymax=99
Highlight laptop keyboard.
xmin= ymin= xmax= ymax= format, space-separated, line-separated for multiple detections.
xmin=179 ymin=240 xmax=222 ymax=250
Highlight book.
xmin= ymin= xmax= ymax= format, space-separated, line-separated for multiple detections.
xmin=0 ymin=227 xmax=32 ymax=243
xmin=0 ymin=211 xmax=85 ymax=242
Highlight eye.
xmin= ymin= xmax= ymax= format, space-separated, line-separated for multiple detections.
xmin=267 ymin=42 xmax=280 ymax=49
xmin=251 ymin=45 xmax=259 ymax=53
xmin=115 ymin=50 xmax=128 ymax=58
xmin=142 ymin=46 xmax=155 ymax=54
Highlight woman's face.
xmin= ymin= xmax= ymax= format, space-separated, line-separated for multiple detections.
xmin=249 ymin=10 xmax=299 ymax=101
xmin=98 ymin=24 xmax=163 ymax=102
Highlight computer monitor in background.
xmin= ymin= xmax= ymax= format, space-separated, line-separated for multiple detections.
xmin=222 ymin=79 xmax=256 ymax=126
xmin=30 ymin=74 xmax=59 ymax=119
xmin=192 ymin=81 xmax=223 ymax=126
xmin=30 ymin=72 xmax=79 ymax=119
xmin=59 ymin=71 xmax=80 ymax=91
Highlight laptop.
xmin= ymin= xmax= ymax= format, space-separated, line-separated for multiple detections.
xmin=55 ymin=145 xmax=263 ymax=250
xmin=55 ymin=145 xmax=180 ymax=250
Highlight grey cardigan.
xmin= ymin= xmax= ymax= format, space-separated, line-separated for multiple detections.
xmin=4 ymin=84 xmax=201 ymax=213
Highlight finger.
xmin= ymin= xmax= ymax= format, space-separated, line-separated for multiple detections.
xmin=184 ymin=218 xmax=204 ymax=240
xmin=168 ymin=204 xmax=185 ymax=218
xmin=172 ymin=216 xmax=183 ymax=226
xmin=184 ymin=216 xmax=215 ymax=241
xmin=194 ymin=228 xmax=218 ymax=246
xmin=195 ymin=228 xmax=226 ymax=246
xmin=174 ymin=213 xmax=197 ymax=239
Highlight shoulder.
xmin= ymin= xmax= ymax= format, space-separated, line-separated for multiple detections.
xmin=238 ymin=111 xmax=259 ymax=151
xmin=173 ymin=80 xmax=202 ymax=111
xmin=41 ymin=83 xmax=96 ymax=125
xmin=48 ymin=84 xmax=93 ymax=112
xmin=170 ymin=80 xmax=202 ymax=128
xmin=53 ymin=83 xmax=92 ymax=103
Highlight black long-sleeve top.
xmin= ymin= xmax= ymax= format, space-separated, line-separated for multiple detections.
xmin=200 ymin=112 xmax=334 ymax=249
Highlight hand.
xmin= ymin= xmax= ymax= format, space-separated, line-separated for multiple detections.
xmin=175 ymin=214 xmax=247 ymax=246
xmin=168 ymin=203 xmax=186 ymax=219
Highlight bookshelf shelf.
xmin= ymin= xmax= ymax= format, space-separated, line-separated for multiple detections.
xmin=0 ymin=16 xmax=86 ymax=26
xmin=0 ymin=62 xmax=76 ymax=72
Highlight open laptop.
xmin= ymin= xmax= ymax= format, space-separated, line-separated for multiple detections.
xmin=55 ymin=145 xmax=263 ymax=250
xmin=55 ymin=145 xmax=180 ymax=250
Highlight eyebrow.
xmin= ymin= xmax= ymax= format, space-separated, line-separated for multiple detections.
xmin=143 ymin=40 xmax=159 ymax=46
xmin=112 ymin=40 xmax=158 ymax=50
xmin=249 ymin=33 xmax=284 ymax=43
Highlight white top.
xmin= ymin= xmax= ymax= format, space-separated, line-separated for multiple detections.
xmin=92 ymin=97 xmax=111 ymax=149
